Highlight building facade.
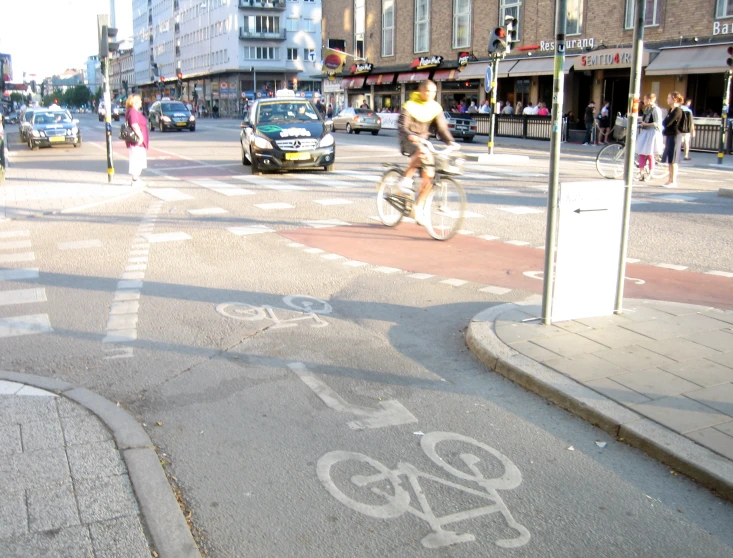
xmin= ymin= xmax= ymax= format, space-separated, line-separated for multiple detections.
xmin=321 ymin=0 xmax=733 ymax=119
xmin=110 ymin=49 xmax=136 ymax=99
xmin=132 ymin=0 xmax=323 ymax=116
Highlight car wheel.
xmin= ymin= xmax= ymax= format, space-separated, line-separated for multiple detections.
xmin=346 ymin=123 xmax=352 ymax=134
xmin=464 ymin=137 xmax=473 ymax=143
xmin=371 ymin=130 xmax=379 ymax=136
xmin=190 ymin=126 xmax=195 ymax=132
xmin=241 ymin=144 xmax=251 ymax=166
xmin=354 ymin=130 xmax=361 ymax=134
xmin=324 ymin=164 xmax=334 ymax=172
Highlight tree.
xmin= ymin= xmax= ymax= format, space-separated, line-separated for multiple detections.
xmin=68 ymin=85 xmax=90 ymax=108
xmin=9 ymin=92 xmax=23 ymax=103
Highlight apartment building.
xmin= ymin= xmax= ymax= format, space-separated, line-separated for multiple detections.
xmin=321 ymin=0 xmax=733 ymax=118
xmin=132 ymin=0 xmax=323 ymax=116
xmin=110 ymin=49 xmax=136 ymax=98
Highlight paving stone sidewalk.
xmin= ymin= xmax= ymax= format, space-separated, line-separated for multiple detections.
xmin=0 ymin=372 xmax=200 ymax=558
xmin=466 ymin=298 xmax=733 ymax=501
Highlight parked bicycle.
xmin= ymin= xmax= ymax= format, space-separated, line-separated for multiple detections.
xmin=376 ymin=138 xmax=467 ymax=241
xmin=596 ymin=114 xmax=669 ymax=181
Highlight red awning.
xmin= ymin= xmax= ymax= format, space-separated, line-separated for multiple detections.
xmin=432 ymin=69 xmax=457 ymax=81
xmin=343 ymin=76 xmax=366 ymax=89
xmin=365 ymin=73 xmax=396 ymax=86
xmin=396 ymin=71 xmax=431 ymax=83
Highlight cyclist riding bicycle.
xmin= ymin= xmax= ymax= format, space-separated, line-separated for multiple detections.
xmin=398 ymin=80 xmax=457 ymax=223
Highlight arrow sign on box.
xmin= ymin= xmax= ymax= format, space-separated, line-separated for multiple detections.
xmin=573 ymin=208 xmax=608 ymax=213
xmin=288 ymin=362 xmax=418 ymax=430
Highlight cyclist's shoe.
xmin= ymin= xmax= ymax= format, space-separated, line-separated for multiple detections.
xmin=398 ymin=176 xmax=414 ymax=195
xmin=413 ymin=204 xmax=425 ymax=225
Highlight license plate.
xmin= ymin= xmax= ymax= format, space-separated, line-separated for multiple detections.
xmin=285 ymin=152 xmax=310 ymax=161
xmin=49 ymin=136 xmax=65 ymax=143
xmin=176 ymin=122 xmax=187 ymax=126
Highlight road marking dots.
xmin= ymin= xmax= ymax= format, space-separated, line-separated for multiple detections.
xmin=191 ymin=178 xmax=254 ymax=196
xmin=0 ymin=230 xmax=30 ymax=239
xmin=110 ymin=301 xmax=140 ymax=315
xmin=496 ymin=206 xmax=544 ymax=215
xmin=128 ymin=256 xmax=148 ymax=263
xmin=0 ymin=268 xmax=39 ymax=281
xmin=343 ymin=260 xmax=367 ymax=267
xmin=287 ymin=242 xmax=305 ymax=248
xmin=125 ymin=264 xmax=147 ymax=272
xmin=441 ymin=278 xmax=468 ymax=287
xmin=57 ymin=240 xmax=103 ymax=250
xmin=479 ymin=235 xmax=500 ymax=241
xmin=626 ymin=258 xmax=641 ymax=263
xmin=146 ymin=188 xmax=193 ymax=201
xmin=304 ymin=248 xmax=325 ymax=254
xmin=114 ymin=290 xmax=141 ymax=301
xmin=0 ymin=240 xmax=32 ymax=250
xmin=655 ymin=263 xmax=688 ymax=271
xmin=314 ymin=199 xmax=353 ymax=206
xmin=504 ymin=240 xmax=530 ymax=246
xmin=118 ymin=279 xmax=143 ymax=290
xmin=0 ymin=288 xmax=47 ymax=307
xmin=480 ymin=286 xmax=512 ymax=295
xmin=304 ymin=219 xmax=351 ymax=228
xmin=226 ymin=226 xmax=275 ymax=236
xmin=374 ymin=266 xmax=400 ymax=274
xmin=140 ymin=232 xmax=192 ymax=243
xmin=705 ymin=270 xmax=733 ymax=278
xmin=407 ymin=273 xmax=434 ymax=280
xmin=232 ymin=175 xmax=306 ymax=191
xmin=187 ymin=207 xmax=228 ymax=215
xmin=0 ymin=252 xmax=35 ymax=263
xmin=321 ymin=253 xmax=344 ymax=260
xmin=0 ymin=314 xmax=53 ymax=338
xmin=255 ymin=202 xmax=295 ymax=210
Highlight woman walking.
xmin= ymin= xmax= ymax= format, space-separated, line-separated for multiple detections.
xmin=598 ymin=101 xmax=611 ymax=144
xmin=661 ymin=91 xmax=684 ymax=188
xmin=636 ymin=93 xmax=664 ymax=182
xmin=125 ymin=94 xmax=149 ymax=186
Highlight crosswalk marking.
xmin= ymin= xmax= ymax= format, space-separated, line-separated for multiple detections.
xmin=187 ymin=207 xmax=228 ymax=215
xmin=0 ymin=230 xmax=30 ymax=239
xmin=226 ymin=226 xmax=275 ymax=236
xmin=0 ymin=288 xmax=47 ymax=307
xmin=496 ymin=206 xmax=544 ymax=215
xmin=232 ymin=175 xmax=306 ymax=191
xmin=190 ymin=178 xmax=254 ymax=196
xmin=58 ymin=240 xmax=103 ymax=250
xmin=314 ymin=198 xmax=353 ymax=206
xmin=146 ymin=188 xmax=194 ymax=201
xmin=480 ymin=286 xmax=512 ymax=295
xmin=287 ymin=175 xmax=353 ymax=189
xmin=140 ymin=232 xmax=192 ymax=243
xmin=0 ymin=240 xmax=32 ymax=250
xmin=0 ymin=314 xmax=53 ymax=338
xmin=0 ymin=268 xmax=39 ymax=281
xmin=303 ymin=219 xmax=351 ymax=228
xmin=0 ymin=252 xmax=35 ymax=263
xmin=255 ymin=202 xmax=295 ymax=210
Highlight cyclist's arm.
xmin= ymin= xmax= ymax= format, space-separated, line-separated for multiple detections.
xmin=432 ymin=111 xmax=455 ymax=145
xmin=398 ymin=108 xmax=420 ymax=144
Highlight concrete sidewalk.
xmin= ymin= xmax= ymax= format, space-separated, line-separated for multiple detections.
xmin=466 ymin=298 xmax=733 ymax=502
xmin=0 ymin=372 xmax=199 ymax=558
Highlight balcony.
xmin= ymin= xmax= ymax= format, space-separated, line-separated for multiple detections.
xmin=238 ymin=0 xmax=286 ymax=10
xmin=239 ymin=28 xmax=286 ymax=40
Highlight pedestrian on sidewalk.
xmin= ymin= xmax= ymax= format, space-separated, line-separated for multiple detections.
xmin=680 ymin=98 xmax=696 ymax=160
xmin=598 ymin=101 xmax=611 ymax=144
xmin=124 ymin=94 xmax=149 ymax=186
xmin=661 ymin=91 xmax=685 ymax=188
xmin=583 ymin=99 xmax=596 ymax=145
xmin=636 ymin=93 xmax=664 ymax=182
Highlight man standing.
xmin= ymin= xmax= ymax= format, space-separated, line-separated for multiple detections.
xmin=479 ymin=100 xmax=491 ymax=114
xmin=583 ymin=100 xmax=596 ymax=145
xmin=680 ymin=98 xmax=695 ymax=161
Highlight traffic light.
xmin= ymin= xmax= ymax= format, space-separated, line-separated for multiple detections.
xmin=122 ymin=80 xmax=128 ymax=95
xmin=728 ymin=46 xmax=733 ymax=69
xmin=292 ymin=78 xmax=298 ymax=91
xmin=505 ymin=16 xmax=518 ymax=54
xmin=488 ymin=27 xmax=507 ymax=54
xmin=99 ymin=25 xmax=120 ymax=58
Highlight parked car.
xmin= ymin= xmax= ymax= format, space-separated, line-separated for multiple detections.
xmin=97 ymin=102 xmax=122 ymax=122
xmin=148 ymin=100 xmax=196 ymax=132
xmin=27 ymin=109 xmax=82 ymax=149
xmin=240 ymin=95 xmax=335 ymax=174
xmin=6 ymin=111 xmax=19 ymax=125
xmin=332 ymin=107 xmax=381 ymax=135
xmin=430 ymin=111 xmax=477 ymax=142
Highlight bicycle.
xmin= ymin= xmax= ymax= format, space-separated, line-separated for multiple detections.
xmin=215 ymin=295 xmax=332 ymax=329
xmin=376 ymin=138 xmax=467 ymax=241
xmin=317 ymin=431 xmax=530 ymax=549
xmin=595 ymin=115 xmax=669 ymax=182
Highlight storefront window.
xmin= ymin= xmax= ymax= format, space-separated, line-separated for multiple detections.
xmin=567 ymin=0 xmax=583 ymax=36
xmin=415 ymin=0 xmax=430 ymax=53
xmin=383 ymin=0 xmax=395 ymax=56
xmin=500 ymin=0 xmax=521 ymax=40
xmin=716 ymin=0 xmax=733 ymax=18
xmin=453 ymin=0 xmax=471 ymax=49
xmin=625 ymin=0 xmax=663 ymax=29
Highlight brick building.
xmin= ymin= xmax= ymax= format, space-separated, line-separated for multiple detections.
xmin=321 ymin=0 xmax=733 ymax=119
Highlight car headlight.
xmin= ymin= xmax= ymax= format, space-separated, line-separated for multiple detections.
xmin=319 ymin=133 xmax=334 ymax=148
xmin=71 ymin=127 xmax=78 ymax=134
xmin=189 ymin=115 xmax=196 ymax=121
xmin=253 ymin=135 xmax=273 ymax=149
xmin=162 ymin=115 xmax=171 ymax=122
xmin=31 ymin=130 xmax=40 ymax=137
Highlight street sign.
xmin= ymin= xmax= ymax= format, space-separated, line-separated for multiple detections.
xmin=484 ymin=65 xmax=492 ymax=94
xmin=220 ymin=82 xmax=228 ymax=90
xmin=308 ymin=51 xmax=316 ymax=62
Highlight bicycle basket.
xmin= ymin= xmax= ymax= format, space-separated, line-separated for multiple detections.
xmin=613 ymin=123 xmax=627 ymax=141
xmin=434 ymin=153 xmax=465 ymax=175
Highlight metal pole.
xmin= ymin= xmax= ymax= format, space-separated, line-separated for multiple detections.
xmin=102 ymin=58 xmax=114 ymax=183
xmin=614 ymin=0 xmax=645 ymax=313
xmin=488 ymin=55 xmax=499 ymax=155
xmin=718 ymin=70 xmax=731 ymax=165
xmin=540 ymin=0 xmax=567 ymax=325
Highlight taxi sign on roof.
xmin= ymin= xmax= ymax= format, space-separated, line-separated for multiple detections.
xmin=275 ymin=89 xmax=297 ymax=98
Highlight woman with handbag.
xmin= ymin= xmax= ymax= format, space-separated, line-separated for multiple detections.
xmin=661 ymin=91 xmax=684 ymax=188
xmin=635 ymin=93 xmax=664 ymax=182
xmin=124 ymin=94 xmax=149 ymax=185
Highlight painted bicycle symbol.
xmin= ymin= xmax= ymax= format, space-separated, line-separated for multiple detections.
xmin=317 ymin=431 xmax=530 ymax=549
xmin=216 ymin=295 xmax=332 ymax=329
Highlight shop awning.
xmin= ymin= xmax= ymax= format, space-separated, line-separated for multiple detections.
xmin=396 ymin=71 xmax=431 ymax=83
xmin=507 ymin=56 xmax=577 ymax=76
xmin=433 ymin=69 xmax=458 ymax=81
xmin=365 ymin=73 xmax=395 ymax=85
xmin=342 ymin=76 xmax=366 ymax=89
xmin=645 ymin=45 xmax=730 ymax=76
xmin=456 ymin=61 xmax=516 ymax=80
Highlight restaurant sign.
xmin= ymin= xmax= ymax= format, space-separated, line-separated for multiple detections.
xmin=351 ymin=63 xmax=374 ymax=75
xmin=411 ymin=55 xmax=443 ymax=70
xmin=457 ymin=52 xmax=470 ymax=70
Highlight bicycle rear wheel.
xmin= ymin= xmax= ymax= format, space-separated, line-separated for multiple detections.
xmin=423 ymin=177 xmax=465 ymax=241
xmin=596 ymin=143 xmax=624 ymax=179
xmin=376 ymin=169 xmax=405 ymax=227
xmin=651 ymin=154 xmax=669 ymax=180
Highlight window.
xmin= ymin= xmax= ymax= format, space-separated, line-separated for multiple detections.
xmin=286 ymin=18 xmax=299 ymax=32
xmin=303 ymin=18 xmax=316 ymax=32
xmin=716 ymin=0 xmax=733 ymax=18
xmin=244 ymin=15 xmax=280 ymax=33
xmin=453 ymin=0 xmax=470 ymax=48
xmin=355 ymin=0 xmax=365 ymax=58
xmin=303 ymin=48 xmax=316 ymax=61
xmin=414 ymin=0 xmax=430 ymax=53
xmin=567 ymin=0 xmax=582 ymax=35
xmin=500 ymin=0 xmax=521 ymax=40
xmin=382 ymin=0 xmax=394 ymax=56
xmin=625 ymin=0 xmax=663 ymax=29
xmin=287 ymin=48 xmax=299 ymax=60
xmin=243 ymin=46 xmax=280 ymax=60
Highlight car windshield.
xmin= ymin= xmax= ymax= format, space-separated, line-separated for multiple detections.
xmin=257 ymin=101 xmax=319 ymax=124
xmin=162 ymin=103 xmax=188 ymax=112
xmin=354 ymin=109 xmax=374 ymax=115
xmin=34 ymin=112 xmax=71 ymax=125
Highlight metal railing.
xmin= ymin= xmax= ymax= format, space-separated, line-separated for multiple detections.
xmin=238 ymin=0 xmax=286 ymax=9
xmin=238 ymin=28 xmax=286 ymax=40
xmin=471 ymin=114 xmax=555 ymax=141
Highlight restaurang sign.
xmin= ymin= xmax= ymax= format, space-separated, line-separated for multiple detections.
xmin=411 ymin=55 xmax=443 ymax=70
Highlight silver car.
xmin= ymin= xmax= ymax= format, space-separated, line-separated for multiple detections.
xmin=332 ymin=108 xmax=381 ymax=135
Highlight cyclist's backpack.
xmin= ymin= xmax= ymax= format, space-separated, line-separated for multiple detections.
xmin=680 ymin=109 xmax=693 ymax=134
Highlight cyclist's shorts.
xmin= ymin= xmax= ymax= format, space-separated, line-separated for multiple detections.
xmin=400 ymin=140 xmax=435 ymax=177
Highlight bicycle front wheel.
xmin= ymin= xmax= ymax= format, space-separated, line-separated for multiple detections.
xmin=376 ymin=169 xmax=405 ymax=227
xmin=596 ymin=143 xmax=624 ymax=179
xmin=424 ymin=177 xmax=465 ymax=241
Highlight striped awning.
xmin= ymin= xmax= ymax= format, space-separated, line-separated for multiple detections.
xmin=396 ymin=71 xmax=430 ymax=83
xmin=365 ymin=73 xmax=396 ymax=85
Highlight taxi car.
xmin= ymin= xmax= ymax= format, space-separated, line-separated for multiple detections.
xmin=148 ymin=99 xmax=196 ymax=132
xmin=27 ymin=109 xmax=81 ymax=149
xmin=240 ymin=93 xmax=335 ymax=174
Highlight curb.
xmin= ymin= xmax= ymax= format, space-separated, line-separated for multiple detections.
xmin=464 ymin=303 xmax=733 ymax=502
xmin=0 ymin=371 xmax=201 ymax=558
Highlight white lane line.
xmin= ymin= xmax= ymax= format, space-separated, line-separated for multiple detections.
xmin=457 ymin=230 xmax=474 ymax=235
xmin=109 ymin=301 xmax=140 ymax=315
xmin=226 ymin=226 xmax=275 ymax=235
xmin=255 ymin=202 xmax=295 ymax=210
xmin=287 ymin=242 xmax=304 ymax=248
xmin=0 ymin=314 xmax=53 ymax=338
xmin=128 ymin=256 xmax=149 ymax=263
xmin=483 ymin=188 xmax=520 ymax=194
xmin=0 ymin=288 xmax=47 ymax=307
xmin=479 ymin=235 xmax=500 ymax=241
xmin=146 ymin=188 xmax=193 ymax=201
xmin=58 ymin=240 xmax=103 ymax=250
xmin=121 ymin=271 xmax=146 ymax=280
xmin=655 ymin=194 xmax=697 ymax=202
xmin=655 ymin=263 xmax=688 ymax=271
xmin=113 ymin=291 xmax=141 ymax=301
xmin=0 ymin=240 xmax=32 ymax=250
xmin=705 ymin=270 xmax=733 ymax=278
xmin=125 ymin=264 xmax=147 ymax=272
xmin=102 ymin=330 xmax=137 ymax=343
xmin=626 ymin=258 xmax=641 ymax=263
xmin=0 ymin=230 xmax=30 ymax=239
xmin=480 ymin=286 xmax=512 ymax=295
xmin=407 ymin=273 xmax=434 ymax=280
xmin=441 ymin=278 xmax=468 ymax=287
xmin=190 ymin=178 xmax=254 ymax=196
xmin=106 ymin=314 xmax=139 ymax=330
xmin=232 ymin=175 xmax=306 ymax=191
xmin=321 ymin=253 xmax=344 ymax=261
xmin=130 ymin=250 xmax=149 ymax=256
xmin=496 ymin=206 xmax=544 ymax=215
xmin=304 ymin=248 xmax=324 ymax=254
xmin=303 ymin=219 xmax=351 ymax=228
xmin=343 ymin=260 xmax=367 ymax=267
xmin=0 ymin=252 xmax=35 ymax=263
xmin=287 ymin=175 xmax=353 ymax=189
xmin=118 ymin=280 xmax=144 ymax=290
xmin=374 ymin=266 xmax=400 ymax=274
xmin=187 ymin=207 xmax=228 ymax=215
xmin=140 ymin=232 xmax=192 ymax=243
xmin=0 ymin=268 xmax=39 ymax=281
xmin=314 ymin=199 xmax=353 ymax=206
xmin=630 ymin=200 xmax=650 ymax=205
xmin=504 ymin=240 xmax=530 ymax=246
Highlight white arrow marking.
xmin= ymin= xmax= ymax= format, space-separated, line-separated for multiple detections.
xmin=287 ymin=362 xmax=418 ymax=430
xmin=103 ymin=347 xmax=134 ymax=360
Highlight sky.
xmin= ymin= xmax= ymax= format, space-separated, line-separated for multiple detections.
xmin=0 ymin=0 xmax=133 ymax=81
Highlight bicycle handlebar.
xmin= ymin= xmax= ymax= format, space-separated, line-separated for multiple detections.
xmin=416 ymin=136 xmax=460 ymax=154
